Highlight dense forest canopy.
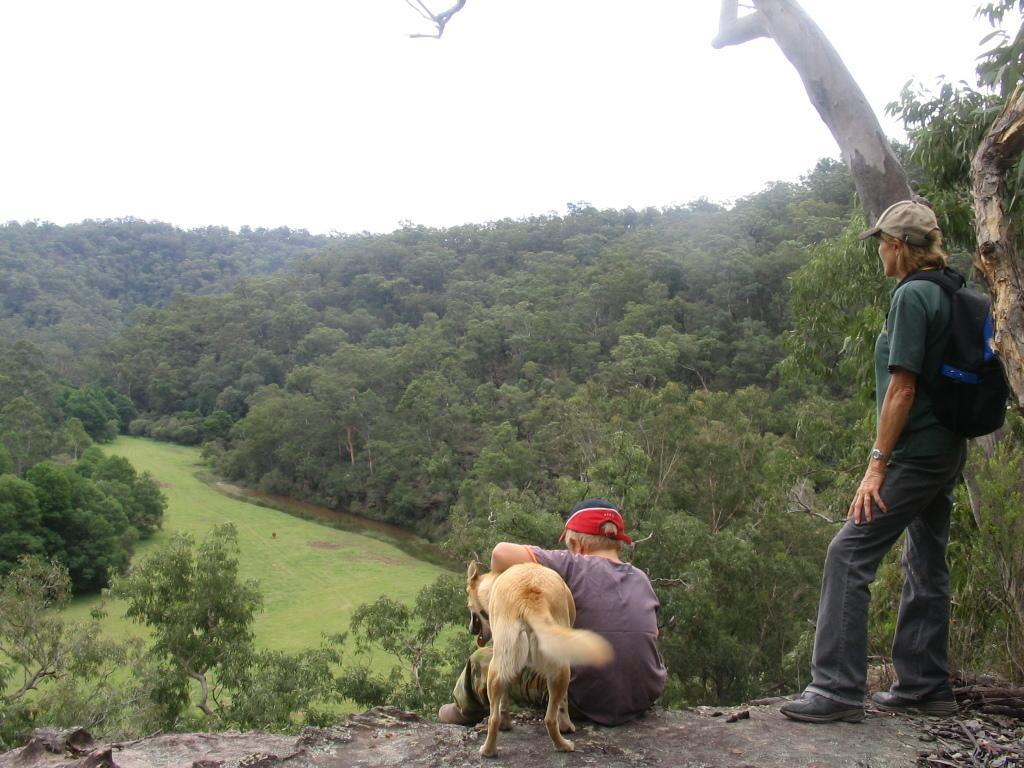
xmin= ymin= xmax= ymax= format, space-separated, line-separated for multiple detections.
xmin=79 ymin=162 xmax=854 ymax=534
xmin=0 ymin=219 xmax=330 ymax=380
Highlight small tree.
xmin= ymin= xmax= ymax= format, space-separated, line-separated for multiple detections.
xmin=339 ymin=574 xmax=469 ymax=714
xmin=0 ymin=397 xmax=52 ymax=476
xmin=61 ymin=418 xmax=93 ymax=462
xmin=0 ymin=558 xmax=126 ymax=749
xmin=113 ymin=524 xmax=262 ymax=724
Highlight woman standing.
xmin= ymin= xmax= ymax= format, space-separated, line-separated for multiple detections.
xmin=781 ymin=200 xmax=966 ymax=723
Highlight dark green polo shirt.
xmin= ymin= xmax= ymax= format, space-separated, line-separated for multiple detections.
xmin=874 ymin=278 xmax=962 ymax=460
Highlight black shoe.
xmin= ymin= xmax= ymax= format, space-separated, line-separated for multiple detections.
xmin=871 ymin=690 xmax=958 ymax=717
xmin=780 ymin=692 xmax=865 ymax=723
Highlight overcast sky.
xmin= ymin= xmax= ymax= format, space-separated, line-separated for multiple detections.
xmin=0 ymin=1 xmax=1007 ymax=235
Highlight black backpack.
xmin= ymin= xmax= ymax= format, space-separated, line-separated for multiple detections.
xmin=897 ymin=267 xmax=1009 ymax=438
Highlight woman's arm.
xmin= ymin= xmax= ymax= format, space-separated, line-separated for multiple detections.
xmin=848 ymin=366 xmax=917 ymax=525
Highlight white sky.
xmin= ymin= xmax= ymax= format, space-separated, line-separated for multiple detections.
xmin=0 ymin=1 xmax=1005 ymax=235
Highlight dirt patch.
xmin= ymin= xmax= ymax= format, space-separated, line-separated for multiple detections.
xmin=156 ymin=481 xmax=174 ymax=488
xmin=307 ymin=540 xmax=343 ymax=550
xmin=347 ymin=552 xmax=409 ymax=567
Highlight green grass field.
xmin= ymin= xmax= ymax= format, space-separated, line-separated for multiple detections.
xmin=63 ymin=437 xmax=450 ymax=655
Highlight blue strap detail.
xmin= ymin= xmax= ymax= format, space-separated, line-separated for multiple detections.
xmin=983 ymin=315 xmax=996 ymax=363
xmin=941 ymin=364 xmax=980 ymax=384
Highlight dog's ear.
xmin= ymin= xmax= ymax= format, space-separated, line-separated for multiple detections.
xmin=467 ymin=560 xmax=480 ymax=581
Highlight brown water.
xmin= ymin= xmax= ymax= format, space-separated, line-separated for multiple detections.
xmin=213 ymin=481 xmax=456 ymax=570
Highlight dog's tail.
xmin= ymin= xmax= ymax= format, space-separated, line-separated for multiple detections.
xmin=532 ymin=619 xmax=614 ymax=669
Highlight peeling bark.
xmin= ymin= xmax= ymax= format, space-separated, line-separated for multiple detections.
xmin=971 ymin=85 xmax=1024 ymax=410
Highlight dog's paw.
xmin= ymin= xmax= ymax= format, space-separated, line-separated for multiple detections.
xmin=479 ymin=745 xmax=498 ymax=758
xmin=499 ymin=713 xmax=513 ymax=731
xmin=554 ymin=738 xmax=575 ymax=753
xmin=557 ymin=717 xmax=576 ymax=734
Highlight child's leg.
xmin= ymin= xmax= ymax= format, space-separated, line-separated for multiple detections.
xmin=506 ymin=666 xmax=549 ymax=710
xmin=447 ymin=647 xmax=492 ymax=721
xmin=444 ymin=646 xmax=554 ymax=722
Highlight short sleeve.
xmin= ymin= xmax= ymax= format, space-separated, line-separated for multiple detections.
xmin=887 ymin=285 xmax=930 ymax=375
xmin=529 ymin=547 xmax=575 ymax=582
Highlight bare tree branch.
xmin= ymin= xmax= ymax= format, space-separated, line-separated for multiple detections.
xmin=714 ymin=0 xmax=912 ymax=224
xmin=712 ymin=0 xmax=768 ymax=48
xmin=650 ymin=577 xmax=692 ymax=588
xmin=407 ymin=0 xmax=467 ymax=39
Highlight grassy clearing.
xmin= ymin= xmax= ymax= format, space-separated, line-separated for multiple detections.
xmin=63 ymin=437 xmax=450 ymax=656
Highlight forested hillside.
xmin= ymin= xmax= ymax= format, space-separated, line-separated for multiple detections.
xmin=1 ymin=154 xmax=1022 ymax=743
xmin=85 ymin=161 xmax=880 ymax=707
xmin=95 ymin=161 xmax=857 ymax=533
xmin=0 ymin=220 xmax=329 ymax=379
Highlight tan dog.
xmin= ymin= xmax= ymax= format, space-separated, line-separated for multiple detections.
xmin=466 ymin=560 xmax=614 ymax=757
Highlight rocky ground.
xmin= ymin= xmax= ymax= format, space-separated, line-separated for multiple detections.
xmin=1 ymin=702 xmax=992 ymax=768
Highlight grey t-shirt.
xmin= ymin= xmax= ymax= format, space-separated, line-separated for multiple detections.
xmin=529 ymin=547 xmax=667 ymax=725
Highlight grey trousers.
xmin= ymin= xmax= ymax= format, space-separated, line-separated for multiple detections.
xmin=805 ymin=446 xmax=967 ymax=706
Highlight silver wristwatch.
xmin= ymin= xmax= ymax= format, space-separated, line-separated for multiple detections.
xmin=869 ymin=447 xmax=889 ymax=462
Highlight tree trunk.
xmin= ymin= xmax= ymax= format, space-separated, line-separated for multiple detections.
xmin=971 ymin=84 xmax=1024 ymax=410
xmin=186 ymin=668 xmax=214 ymax=718
xmin=346 ymin=426 xmax=357 ymax=465
xmin=714 ymin=0 xmax=912 ymax=224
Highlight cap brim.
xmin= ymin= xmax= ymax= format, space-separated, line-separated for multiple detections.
xmin=858 ymin=226 xmax=881 ymax=241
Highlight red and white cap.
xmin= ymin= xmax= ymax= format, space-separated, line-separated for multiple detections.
xmin=558 ymin=499 xmax=632 ymax=545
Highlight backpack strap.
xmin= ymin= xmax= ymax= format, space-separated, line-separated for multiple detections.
xmin=896 ymin=267 xmax=965 ymax=295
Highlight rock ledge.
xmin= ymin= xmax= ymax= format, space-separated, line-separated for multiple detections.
xmin=0 ymin=704 xmax=938 ymax=768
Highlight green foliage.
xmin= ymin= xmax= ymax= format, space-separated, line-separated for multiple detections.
xmin=11 ymin=455 xmax=166 ymax=594
xmin=0 ymin=220 xmax=330 ymax=379
xmin=948 ymin=416 xmax=1024 ymax=681
xmin=886 ymin=5 xmax=1024 ymax=238
xmin=113 ymin=524 xmax=262 ymax=725
xmin=782 ymin=219 xmax=889 ymax=399
xmin=975 ymin=1 xmax=1024 ymax=97
xmin=0 ymin=396 xmax=53 ymax=476
xmin=218 ymin=644 xmax=343 ymax=731
xmin=0 ymin=475 xmax=45 ymax=575
xmin=0 ymin=558 xmax=129 ymax=750
xmin=105 ymin=515 xmax=342 ymax=733
xmin=61 ymin=417 xmax=93 ymax=461
xmin=50 ymin=165 xmax=855 ymax=537
xmin=636 ymin=501 xmax=829 ymax=705
xmin=338 ymin=574 xmax=470 ymax=715
xmin=61 ymin=386 xmax=119 ymax=442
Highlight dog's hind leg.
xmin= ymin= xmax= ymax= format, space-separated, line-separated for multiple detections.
xmin=479 ymin=666 xmax=505 ymax=758
xmin=543 ymin=666 xmax=575 ymax=752
xmin=556 ymin=695 xmax=575 ymax=734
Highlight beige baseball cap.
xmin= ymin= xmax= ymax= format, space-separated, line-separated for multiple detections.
xmin=858 ymin=200 xmax=939 ymax=247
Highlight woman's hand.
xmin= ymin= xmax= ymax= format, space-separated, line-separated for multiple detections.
xmin=848 ymin=463 xmax=888 ymax=525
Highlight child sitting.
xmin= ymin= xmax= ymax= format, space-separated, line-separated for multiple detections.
xmin=439 ymin=499 xmax=667 ymax=726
